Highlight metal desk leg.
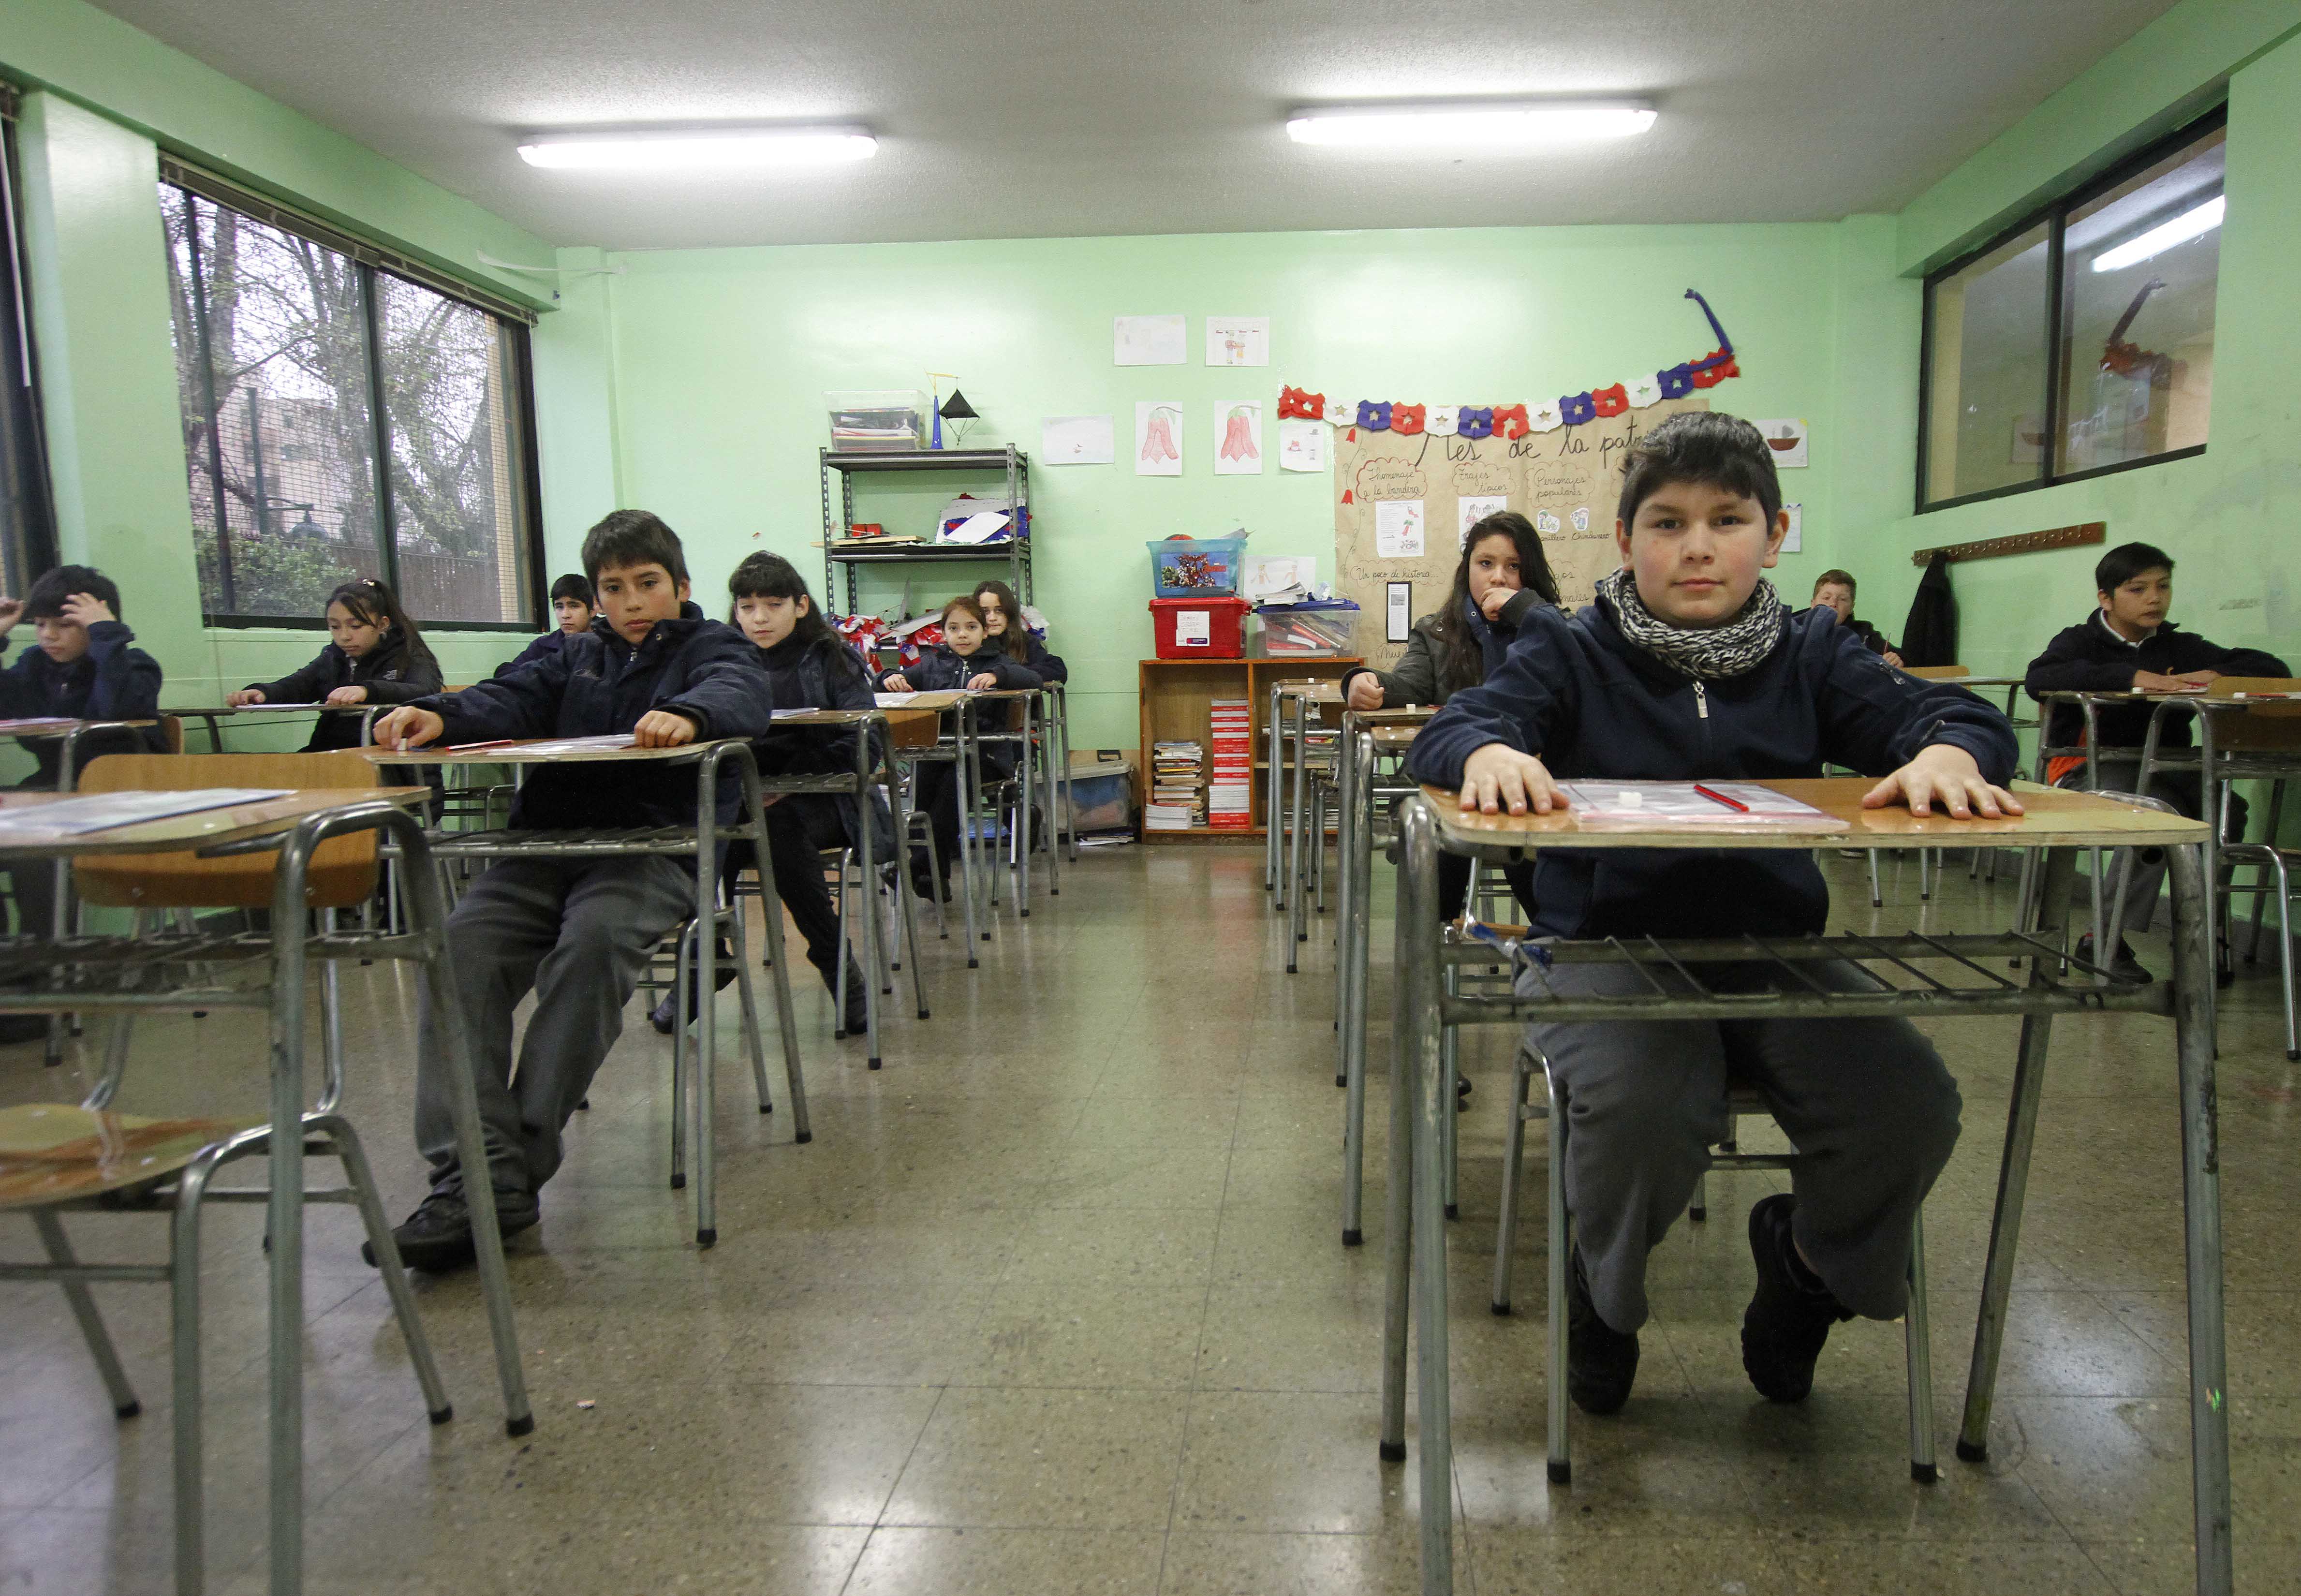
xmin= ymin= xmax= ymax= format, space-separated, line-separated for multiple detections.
xmin=1959 ymin=845 xmax=2075 ymax=1459
xmin=1288 ymin=700 xmax=1309 ymax=969
xmin=855 ymin=731 xmax=885 ymax=1071
xmin=1342 ymin=731 xmax=1375 ymax=1246
xmin=1017 ymin=705 xmax=1035 ymax=917
xmin=1378 ymin=804 xmax=1425 ymax=1471
xmin=1334 ymin=721 xmax=1357 ymax=1082
xmin=954 ymin=715 xmax=985 ymax=961
xmin=1394 ymin=799 xmax=1455 ymax=1593
xmin=2167 ymin=839 xmax=2234 ymax=1596
xmin=1266 ymin=682 xmax=1284 ymax=893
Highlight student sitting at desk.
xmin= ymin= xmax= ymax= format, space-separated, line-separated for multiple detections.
xmin=1340 ymin=509 xmax=1559 ymax=922
xmin=649 ymin=552 xmax=873 ymax=1037
xmin=972 ymin=579 xmax=1067 ymax=683
xmin=228 ymin=578 xmax=442 ymax=750
xmin=2024 ymin=539 xmax=2287 ymax=983
xmin=1808 ymin=569 xmax=1903 ymax=667
xmin=878 ymin=595 xmax=1042 ymax=902
xmin=365 ymin=510 xmax=774 ymax=1273
xmin=1408 ymin=412 xmax=2020 ymax=1418
xmin=493 ymin=572 xmax=594 ymax=678
xmin=0 ymin=566 xmax=167 ymax=1020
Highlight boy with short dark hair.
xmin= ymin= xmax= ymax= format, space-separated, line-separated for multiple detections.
xmin=1808 ymin=569 xmax=1902 ymax=666
xmin=2024 ymin=540 xmax=2287 ymax=980
xmin=1409 ymin=411 xmax=2021 ymax=1417
xmin=366 ymin=511 xmax=773 ymax=1272
xmin=492 ymin=572 xmax=596 ymax=678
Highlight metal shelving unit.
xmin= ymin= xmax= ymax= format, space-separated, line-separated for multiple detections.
xmin=819 ymin=446 xmax=1032 ymax=615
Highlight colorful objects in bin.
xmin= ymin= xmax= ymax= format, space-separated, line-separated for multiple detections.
xmin=1150 ymin=534 xmax=1247 ymax=598
xmin=1254 ymin=597 xmax=1361 ymax=655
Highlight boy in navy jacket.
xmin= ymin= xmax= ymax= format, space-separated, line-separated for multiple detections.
xmin=366 ymin=512 xmax=773 ymax=1272
xmin=1410 ymin=413 xmax=2021 ymax=1417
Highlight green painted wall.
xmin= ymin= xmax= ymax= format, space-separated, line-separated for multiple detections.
xmin=590 ymin=223 xmax=1867 ymax=749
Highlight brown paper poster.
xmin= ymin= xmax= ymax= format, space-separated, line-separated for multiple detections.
xmin=1331 ymin=398 xmax=1708 ymax=669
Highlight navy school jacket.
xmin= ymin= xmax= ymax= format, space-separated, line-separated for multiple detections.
xmin=995 ymin=631 xmax=1068 ymax=684
xmin=877 ymin=643 xmax=1042 ymax=695
xmin=245 ymin=627 xmax=443 ymax=752
xmin=1406 ymin=600 xmax=2019 ymax=940
xmin=411 ymin=602 xmax=772 ymax=832
xmin=2024 ymin=613 xmax=2287 ymax=753
xmin=751 ymin=632 xmax=893 ymax=857
xmin=491 ymin=628 xmax=570 ymax=679
xmin=0 ymin=620 xmax=168 ymax=787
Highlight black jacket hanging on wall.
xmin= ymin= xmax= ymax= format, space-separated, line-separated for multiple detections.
xmin=1898 ymin=553 xmax=1958 ymax=668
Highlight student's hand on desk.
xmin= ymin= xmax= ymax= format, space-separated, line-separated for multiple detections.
xmin=881 ymin=674 xmax=912 ymax=693
xmin=325 ymin=685 xmax=369 ymax=705
xmin=227 ymin=688 xmax=266 ymax=707
xmin=59 ymin=592 xmax=114 ymax=627
xmin=1458 ymin=743 xmax=1567 ymax=816
xmin=1345 ymin=674 xmax=1385 ymax=712
xmin=1863 ymin=744 xmax=2024 ymax=819
xmin=2133 ymin=670 xmax=2210 ymax=693
xmin=965 ymin=672 xmax=1000 ymax=691
xmin=633 ymin=710 xmax=697 ymax=748
xmin=373 ymin=707 xmax=443 ymax=750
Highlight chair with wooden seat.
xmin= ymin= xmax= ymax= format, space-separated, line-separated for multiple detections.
xmin=13 ymin=749 xmax=457 ymax=1595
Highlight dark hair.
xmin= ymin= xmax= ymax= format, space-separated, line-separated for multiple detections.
xmin=1431 ymin=512 xmax=1558 ymax=698
xmin=581 ymin=509 xmax=689 ymax=587
xmin=325 ymin=578 xmax=435 ymax=673
xmin=938 ymin=594 xmax=988 ymax=651
xmin=971 ymin=580 xmax=1031 ymax=655
xmin=24 ymin=564 xmax=122 ymax=622
xmin=2096 ymin=541 xmax=2174 ymax=594
xmin=1812 ymin=569 xmax=1857 ymax=598
xmin=549 ymin=572 xmax=594 ymax=607
xmin=1615 ymin=412 xmax=1783 ymax=532
xmin=728 ymin=552 xmax=843 ymax=654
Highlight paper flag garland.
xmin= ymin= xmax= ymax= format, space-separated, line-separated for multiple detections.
xmin=1274 ymin=288 xmax=1741 ymax=439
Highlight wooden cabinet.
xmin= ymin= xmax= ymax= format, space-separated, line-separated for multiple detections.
xmin=1136 ymin=657 xmax=1362 ymax=842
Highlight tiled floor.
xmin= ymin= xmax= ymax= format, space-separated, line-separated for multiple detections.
xmin=2 ymin=842 xmax=2299 ymax=1593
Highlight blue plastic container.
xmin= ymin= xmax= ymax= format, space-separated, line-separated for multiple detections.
xmin=1148 ymin=537 xmax=1246 ymax=598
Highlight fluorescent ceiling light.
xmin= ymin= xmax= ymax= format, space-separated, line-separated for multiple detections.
xmin=2091 ymin=194 xmax=2224 ymax=273
xmin=517 ymin=129 xmax=877 ymax=171
xmin=1287 ymin=101 xmax=1655 ymax=147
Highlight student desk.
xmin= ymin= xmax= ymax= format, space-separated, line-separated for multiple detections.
xmin=1268 ymin=680 xmax=1345 ymax=968
xmin=364 ymin=736 xmax=809 ymax=1245
xmin=0 ymin=717 xmax=161 ymax=1064
xmin=0 ymin=785 xmax=532 ymax=1596
xmin=162 ymin=702 xmax=380 ymax=752
xmin=1333 ymin=710 xmax=1434 ymax=1246
xmin=878 ymin=689 xmax=1040 ymax=955
xmin=1379 ymin=780 xmax=2229 ymax=1596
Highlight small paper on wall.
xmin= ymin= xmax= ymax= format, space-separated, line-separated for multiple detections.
xmin=1756 ymin=419 xmax=1809 ymax=469
xmin=1245 ymin=555 xmax=1314 ymax=601
xmin=1277 ymin=420 xmax=1325 ymax=473
xmin=1041 ymin=414 xmax=1115 ymax=466
xmin=1375 ymin=499 xmax=1426 ymax=559
xmin=1135 ymin=401 xmax=1184 ymax=476
xmin=1114 ymin=314 xmax=1186 ymax=366
xmin=1214 ymin=401 xmax=1263 ymax=475
xmin=1459 ymin=494 xmax=1508 ymax=547
xmin=1205 ymin=316 xmax=1270 ymax=368
xmin=1386 ymin=582 xmax=1412 ymax=643
xmin=1782 ymin=503 xmax=1803 ymax=553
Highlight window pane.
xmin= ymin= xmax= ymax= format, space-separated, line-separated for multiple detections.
xmin=1923 ymin=222 xmax=2051 ymax=506
xmin=0 ymin=125 xmax=55 ymax=595
xmin=375 ymin=274 xmax=535 ymax=626
xmin=2057 ymin=126 xmax=2223 ymax=473
xmin=160 ymin=186 xmax=384 ymax=617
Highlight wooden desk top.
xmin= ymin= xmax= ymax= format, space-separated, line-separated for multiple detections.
xmin=364 ymin=736 xmax=735 ymax=767
xmin=0 ymin=787 xmax=427 ymax=859
xmin=875 ymin=691 xmax=970 ymax=711
xmin=0 ymin=717 xmax=157 ymax=738
xmin=1427 ymin=778 xmax=2208 ymax=851
xmin=161 ymin=703 xmax=366 ymax=716
xmin=1370 ymin=725 xmax=1424 ymax=753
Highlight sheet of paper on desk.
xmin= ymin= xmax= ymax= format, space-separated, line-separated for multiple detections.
xmin=0 ymin=788 xmax=292 ymax=835
xmin=875 ymin=693 xmax=920 ymax=707
xmin=0 ymin=717 xmax=83 ymax=733
xmin=507 ymin=734 xmax=638 ymax=755
xmin=769 ymin=708 xmax=828 ymax=719
xmin=1555 ymin=780 xmax=1850 ymax=830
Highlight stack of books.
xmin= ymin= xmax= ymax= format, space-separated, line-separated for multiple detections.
xmin=1147 ymin=740 xmax=1204 ymax=831
xmin=1207 ymin=698 xmax=1253 ymax=831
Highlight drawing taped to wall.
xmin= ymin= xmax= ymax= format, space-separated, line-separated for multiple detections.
xmin=1206 ymin=317 xmax=1270 ymax=368
xmin=1136 ymin=402 xmax=1184 ymax=476
xmin=1214 ymin=401 xmax=1263 ymax=475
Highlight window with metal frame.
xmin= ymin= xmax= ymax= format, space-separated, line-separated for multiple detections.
xmin=0 ymin=87 xmax=58 ymax=597
xmin=1918 ymin=106 xmax=2225 ymax=514
xmin=159 ymin=168 xmax=545 ymax=627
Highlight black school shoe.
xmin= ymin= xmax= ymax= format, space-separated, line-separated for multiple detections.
xmin=2075 ymin=931 xmax=2154 ymax=986
xmin=1566 ymin=1244 xmax=1639 ymax=1415
xmin=1740 ymin=1193 xmax=1854 ymax=1404
xmin=362 ymin=1187 xmax=539 ymax=1274
xmin=649 ymin=961 xmax=740 ymax=1034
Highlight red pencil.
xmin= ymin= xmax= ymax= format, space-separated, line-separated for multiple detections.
xmin=1692 ymin=783 xmax=1750 ymax=813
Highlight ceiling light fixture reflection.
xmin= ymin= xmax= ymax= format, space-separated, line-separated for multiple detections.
xmin=516 ymin=128 xmax=878 ymax=172
xmin=2091 ymin=194 xmax=2224 ymax=273
xmin=1286 ymin=101 xmax=1655 ymax=148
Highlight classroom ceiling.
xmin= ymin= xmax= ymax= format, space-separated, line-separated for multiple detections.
xmin=87 ymin=0 xmax=2186 ymax=251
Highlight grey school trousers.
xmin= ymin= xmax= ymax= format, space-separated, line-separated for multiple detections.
xmin=1526 ymin=958 xmax=1962 ymax=1332
xmin=415 ymin=857 xmax=695 ymax=1199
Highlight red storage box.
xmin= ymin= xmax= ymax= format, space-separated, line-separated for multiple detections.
xmin=1150 ymin=596 xmax=1250 ymax=660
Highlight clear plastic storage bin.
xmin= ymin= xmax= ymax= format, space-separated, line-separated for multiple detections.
xmin=826 ymin=390 xmax=929 ymax=451
xmin=1254 ymin=599 xmax=1359 ymax=655
xmin=1148 ymin=536 xmax=1247 ymax=598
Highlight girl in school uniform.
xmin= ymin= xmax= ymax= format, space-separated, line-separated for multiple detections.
xmin=650 ymin=554 xmax=874 ymax=1035
xmin=228 ymin=577 xmax=442 ymax=750
xmin=493 ymin=573 xmax=594 ymax=678
xmin=971 ymin=579 xmax=1067 ymax=683
xmin=878 ymin=595 xmax=1042 ymax=900
xmin=1339 ymin=510 xmax=1558 ymax=922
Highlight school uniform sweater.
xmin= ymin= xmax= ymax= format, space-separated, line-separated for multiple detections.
xmin=993 ymin=631 xmax=1068 ymax=684
xmin=751 ymin=632 xmax=889 ymax=857
xmin=1406 ymin=599 xmax=2018 ymax=940
xmin=492 ymin=629 xmax=572 ymax=679
xmin=244 ymin=629 xmax=444 ymax=751
xmin=0 ymin=620 xmax=167 ymax=785
xmin=2023 ymin=613 xmax=2287 ymax=754
xmin=412 ymin=603 xmax=772 ymax=831
xmin=1340 ymin=589 xmax=1548 ymax=708
xmin=877 ymin=644 xmax=1042 ymax=694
